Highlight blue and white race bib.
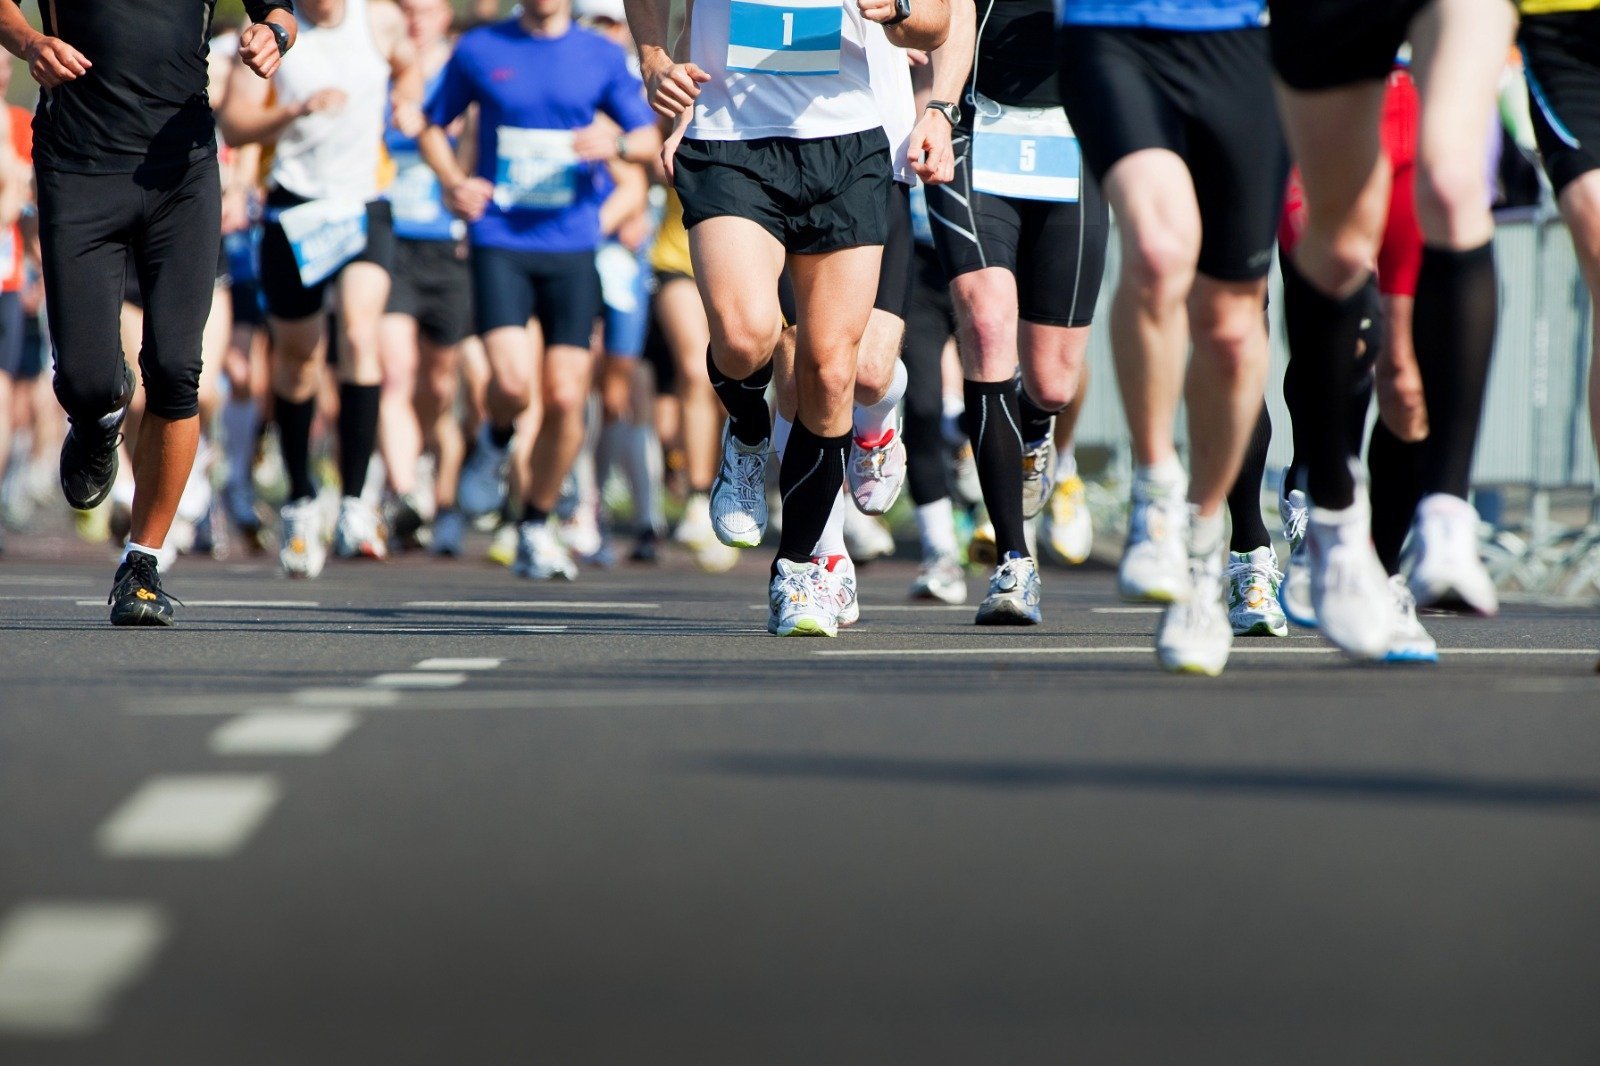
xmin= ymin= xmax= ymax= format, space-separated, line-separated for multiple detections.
xmin=971 ymin=93 xmax=1081 ymax=203
xmin=275 ymin=198 xmax=368 ymax=288
xmin=494 ymin=127 xmax=579 ymax=211
xmin=726 ymin=0 xmax=843 ymax=76
xmin=389 ymin=150 xmax=445 ymax=227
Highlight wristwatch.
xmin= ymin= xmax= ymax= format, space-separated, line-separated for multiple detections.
xmin=886 ymin=0 xmax=912 ymax=24
xmin=616 ymin=135 xmax=629 ymax=161
xmin=267 ymin=21 xmax=291 ymax=56
xmin=925 ymin=100 xmax=960 ymax=127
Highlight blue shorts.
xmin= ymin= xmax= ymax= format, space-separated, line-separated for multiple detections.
xmin=597 ymin=241 xmax=650 ymax=359
xmin=0 ymin=291 xmax=23 ymax=378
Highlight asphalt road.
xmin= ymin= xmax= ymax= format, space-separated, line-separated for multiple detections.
xmin=2 ymin=531 xmax=1598 ymax=1065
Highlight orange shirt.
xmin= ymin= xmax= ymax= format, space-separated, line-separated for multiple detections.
xmin=3 ymin=106 xmax=33 ymax=294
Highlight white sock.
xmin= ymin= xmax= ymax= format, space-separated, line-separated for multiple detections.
xmin=813 ymin=489 xmax=848 ymax=559
xmin=916 ymin=498 xmax=958 ymax=559
xmin=772 ymin=413 xmax=793 ymax=460
xmin=222 ymin=397 xmax=259 ymax=490
xmin=1058 ymin=443 xmax=1078 ymax=482
xmin=624 ymin=423 xmax=661 ymax=533
xmin=852 ymin=360 xmax=907 ymax=442
xmin=1136 ymin=455 xmax=1186 ymax=490
xmin=1190 ymin=506 xmax=1225 ymax=560
xmin=123 ymin=540 xmax=161 ymax=562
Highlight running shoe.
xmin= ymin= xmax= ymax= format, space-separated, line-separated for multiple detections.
xmin=710 ymin=425 xmax=769 ymax=548
xmin=431 ymin=507 xmax=466 ymax=558
xmin=675 ymin=492 xmax=715 ymax=548
xmin=630 ymin=528 xmax=660 ymax=563
xmin=848 ymin=424 xmax=907 ymax=515
xmin=108 ymin=550 xmax=177 ymax=627
xmin=512 ymin=520 xmax=577 ymax=581
xmin=767 ymin=558 xmax=838 ymax=637
xmin=60 ymin=418 xmax=126 ymax=512
xmin=334 ymin=496 xmax=389 ymax=559
xmin=1278 ymin=477 xmax=1314 ymax=628
xmin=458 ymin=425 xmax=510 ymax=517
xmin=278 ymin=497 xmax=327 ymax=579
xmin=1306 ymin=495 xmax=1393 ymax=660
xmin=1403 ymin=493 xmax=1499 ymax=616
xmin=1119 ymin=473 xmax=1188 ymax=603
xmin=1020 ymin=437 xmax=1055 ymax=519
xmin=1226 ymin=547 xmax=1288 ymax=637
xmin=910 ymin=553 xmax=967 ymax=604
xmin=1156 ymin=555 xmax=1231 ymax=676
xmin=487 ymin=521 xmax=518 ymax=567
xmin=813 ymin=553 xmax=859 ymax=627
xmin=968 ymin=519 xmax=997 ymax=568
xmin=387 ymin=493 xmax=426 ymax=549
xmin=975 ymin=551 xmax=1041 ymax=626
xmin=693 ymin=536 xmax=740 ymax=573
xmin=843 ymin=506 xmax=895 ymax=563
xmin=1043 ymin=474 xmax=1093 ymax=565
xmin=1384 ymin=573 xmax=1438 ymax=664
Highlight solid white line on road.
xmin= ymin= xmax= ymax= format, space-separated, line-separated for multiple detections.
xmin=403 ymin=600 xmax=660 ymax=610
xmin=209 ymin=712 xmax=359 ymax=756
xmin=503 ymin=625 xmax=569 ymax=633
xmin=293 ymin=688 xmax=402 ymax=707
xmin=817 ymin=645 xmax=1600 ymax=659
xmin=368 ymin=672 xmax=467 ymax=689
xmin=72 ymin=599 xmax=320 ymax=609
xmin=96 ymin=775 xmax=282 ymax=859
xmin=747 ymin=604 xmax=969 ymax=612
xmin=415 ymin=657 xmax=503 ymax=671
xmin=0 ymin=902 xmax=168 ymax=1037
xmin=1091 ymin=607 xmax=1164 ymax=614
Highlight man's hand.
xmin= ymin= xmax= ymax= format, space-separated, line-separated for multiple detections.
xmin=908 ymin=109 xmax=954 ymax=185
xmin=296 ymin=88 xmax=348 ymax=118
xmin=446 ymin=176 xmax=494 ymax=222
xmin=391 ymin=100 xmax=426 ymax=139
xmin=660 ymin=116 xmax=688 ymax=183
xmin=858 ymin=0 xmax=901 ymax=24
xmin=573 ymin=117 xmax=623 ymax=162
xmin=239 ymin=23 xmax=285 ymax=79
xmin=641 ymin=52 xmax=710 ymax=119
xmin=25 ymin=36 xmax=89 ymax=89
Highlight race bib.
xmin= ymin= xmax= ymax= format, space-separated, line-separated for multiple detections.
xmin=596 ymin=242 xmax=642 ymax=314
xmin=726 ymin=0 xmax=842 ymax=76
xmin=0 ymin=227 xmax=16 ymax=281
xmin=389 ymin=150 xmax=445 ymax=227
xmin=275 ymin=198 xmax=368 ymax=287
xmin=495 ymin=127 xmax=579 ymax=211
xmin=971 ymin=93 xmax=1081 ymax=203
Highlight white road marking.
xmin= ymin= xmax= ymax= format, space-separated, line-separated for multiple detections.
xmin=415 ymin=657 xmax=503 ymax=671
xmin=747 ymin=604 xmax=968 ymax=612
xmin=1091 ymin=607 xmax=1165 ymax=614
xmin=96 ymin=775 xmax=281 ymax=859
xmin=817 ymin=645 xmax=1600 ymax=659
xmin=367 ymin=672 xmax=467 ymax=689
xmin=293 ymin=688 xmax=402 ymax=707
xmin=209 ymin=712 xmax=359 ymax=756
xmin=0 ymin=902 xmax=168 ymax=1037
xmin=503 ymin=625 xmax=569 ymax=633
xmin=403 ymin=600 xmax=660 ymax=610
xmin=73 ymin=599 xmax=320 ymax=608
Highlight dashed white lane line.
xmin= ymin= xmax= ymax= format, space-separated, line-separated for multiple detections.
xmin=817 ymin=646 xmax=1600 ymax=659
xmin=96 ymin=775 xmax=282 ymax=859
xmin=415 ymin=657 xmax=503 ymax=671
xmin=403 ymin=600 xmax=660 ymax=610
xmin=747 ymin=604 xmax=968 ymax=612
xmin=293 ymin=688 xmax=401 ymax=707
xmin=1091 ymin=607 xmax=1164 ymax=614
xmin=73 ymin=600 xmax=319 ymax=609
xmin=0 ymin=902 xmax=168 ymax=1037
xmin=368 ymin=672 xmax=467 ymax=689
xmin=210 ymin=712 xmax=359 ymax=756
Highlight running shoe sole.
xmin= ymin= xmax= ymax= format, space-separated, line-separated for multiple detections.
xmin=110 ymin=601 xmax=174 ymax=627
xmin=776 ymin=617 xmax=837 ymax=638
xmin=974 ymin=602 xmax=1040 ymax=626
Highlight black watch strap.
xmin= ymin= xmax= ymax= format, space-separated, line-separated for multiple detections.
xmin=926 ymin=100 xmax=960 ymax=127
xmin=886 ymin=0 xmax=912 ymax=24
xmin=268 ymin=21 xmax=291 ymax=55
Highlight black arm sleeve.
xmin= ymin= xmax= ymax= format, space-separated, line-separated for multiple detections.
xmin=242 ymin=0 xmax=294 ymax=22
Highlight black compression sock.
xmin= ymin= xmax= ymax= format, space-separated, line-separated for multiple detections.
xmin=963 ymin=378 xmax=1028 ymax=558
xmin=1017 ymin=382 xmax=1058 ymax=445
xmin=707 ymin=346 xmax=772 ymax=448
xmin=1367 ymin=419 xmax=1428 ymax=575
xmin=772 ymin=418 xmax=848 ymax=573
xmin=337 ymin=383 xmax=382 ymax=497
xmin=1413 ymin=242 xmax=1497 ymax=499
xmin=1282 ymin=255 xmax=1368 ymax=510
xmin=273 ymin=393 xmax=317 ymax=502
xmin=488 ymin=423 xmax=515 ymax=449
xmin=1227 ymin=402 xmax=1273 ymax=554
xmin=521 ymin=503 xmax=549 ymax=525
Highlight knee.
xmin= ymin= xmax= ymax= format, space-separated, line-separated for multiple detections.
xmin=139 ymin=358 xmax=201 ymax=421
xmin=1416 ymin=159 xmax=1490 ymax=240
xmin=1192 ymin=304 xmax=1265 ymax=382
xmin=543 ymin=372 xmax=589 ymax=419
xmin=1124 ymin=230 xmax=1198 ymax=307
xmin=715 ymin=318 xmax=782 ymax=376
xmin=802 ymin=354 xmax=856 ymax=406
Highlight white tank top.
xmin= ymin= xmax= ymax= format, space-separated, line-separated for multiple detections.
xmin=269 ymin=0 xmax=390 ymax=202
xmin=865 ymin=27 xmax=915 ymax=186
xmin=686 ymin=0 xmax=879 ymax=141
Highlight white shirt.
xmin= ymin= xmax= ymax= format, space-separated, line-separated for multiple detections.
xmin=865 ymin=25 xmax=915 ymax=185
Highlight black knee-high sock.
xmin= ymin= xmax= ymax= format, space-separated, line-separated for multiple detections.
xmin=706 ymin=346 xmax=772 ymax=447
xmin=1227 ymin=403 xmax=1273 ymax=554
xmin=1282 ymin=255 xmax=1370 ymax=510
xmin=773 ymin=418 xmax=849 ymax=573
xmin=337 ymin=383 xmax=381 ymax=498
xmin=964 ymin=379 xmax=1028 ymax=558
xmin=1368 ymin=419 xmax=1428 ymax=575
xmin=1413 ymin=242 xmax=1497 ymax=499
xmin=273 ymin=393 xmax=317 ymax=502
xmin=1017 ymin=382 xmax=1058 ymax=446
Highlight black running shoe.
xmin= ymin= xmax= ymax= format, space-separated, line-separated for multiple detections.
xmin=630 ymin=528 xmax=659 ymax=564
xmin=108 ymin=551 xmax=177 ymax=627
xmin=387 ymin=493 xmax=425 ymax=549
xmin=60 ymin=365 xmax=133 ymax=511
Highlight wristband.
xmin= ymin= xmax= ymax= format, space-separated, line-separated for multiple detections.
xmin=886 ymin=0 xmax=912 ymax=25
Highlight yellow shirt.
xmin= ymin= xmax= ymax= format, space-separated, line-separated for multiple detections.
xmin=650 ymin=189 xmax=694 ymax=279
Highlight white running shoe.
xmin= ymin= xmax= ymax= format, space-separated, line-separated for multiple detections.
xmin=693 ymin=537 xmax=741 ymax=573
xmin=1156 ymin=555 xmax=1231 ymax=676
xmin=334 ymin=496 xmax=388 ymax=559
xmin=1120 ymin=476 xmax=1189 ymax=603
xmin=1306 ymin=496 xmax=1393 ymax=660
xmin=710 ymin=426 xmax=769 ymax=548
xmin=512 ymin=520 xmax=577 ymax=581
xmin=813 ymin=553 xmax=859 ymax=626
xmin=676 ymin=492 xmax=715 ymax=548
xmin=278 ymin=497 xmax=327 ymax=579
xmin=1020 ymin=437 xmax=1055 ymax=519
xmin=458 ymin=425 xmax=510 ymax=517
xmin=968 ymin=519 xmax=997 ymax=568
xmin=910 ymin=553 xmax=967 ymax=604
xmin=975 ymin=552 xmax=1042 ymax=626
xmin=1227 ymin=547 xmax=1288 ymax=637
xmin=1404 ymin=493 xmax=1499 ymax=616
xmin=848 ymin=425 xmax=907 ymax=515
xmin=1384 ymin=573 xmax=1439 ymax=663
xmin=1278 ymin=478 xmax=1314 ymax=628
xmin=843 ymin=506 xmax=896 ymax=563
xmin=768 ymin=558 xmax=838 ymax=637
xmin=1043 ymin=474 xmax=1093 ymax=565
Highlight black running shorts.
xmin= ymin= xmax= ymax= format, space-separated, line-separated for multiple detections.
xmin=673 ymin=128 xmax=893 ymax=255
xmin=1522 ymin=12 xmax=1600 ymax=197
xmin=470 ymin=244 xmax=600 ymax=349
xmin=259 ymin=193 xmax=396 ymax=322
xmin=387 ymin=236 xmax=474 ymax=346
xmin=1268 ymin=0 xmax=1426 ymax=92
xmin=926 ymin=125 xmax=1109 ymax=327
xmin=1057 ymin=25 xmax=1287 ymax=282
xmin=875 ymin=181 xmax=915 ymax=318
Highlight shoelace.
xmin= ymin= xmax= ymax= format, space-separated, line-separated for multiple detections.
xmin=1283 ymin=504 xmax=1308 ymax=548
xmin=851 ymin=446 xmax=885 ymax=481
xmin=110 ymin=554 xmax=182 ymax=607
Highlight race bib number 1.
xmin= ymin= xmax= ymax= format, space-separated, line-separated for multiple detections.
xmin=971 ymin=94 xmax=1082 ymax=204
xmin=495 ymin=127 xmax=579 ymax=211
xmin=276 ymin=198 xmax=368 ymax=288
xmin=726 ymin=0 xmax=842 ymax=76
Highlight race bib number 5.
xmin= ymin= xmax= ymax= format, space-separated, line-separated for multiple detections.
xmin=275 ymin=198 xmax=368 ymax=288
xmin=495 ymin=127 xmax=579 ymax=211
xmin=971 ymin=93 xmax=1082 ymax=204
xmin=727 ymin=0 xmax=843 ymax=76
